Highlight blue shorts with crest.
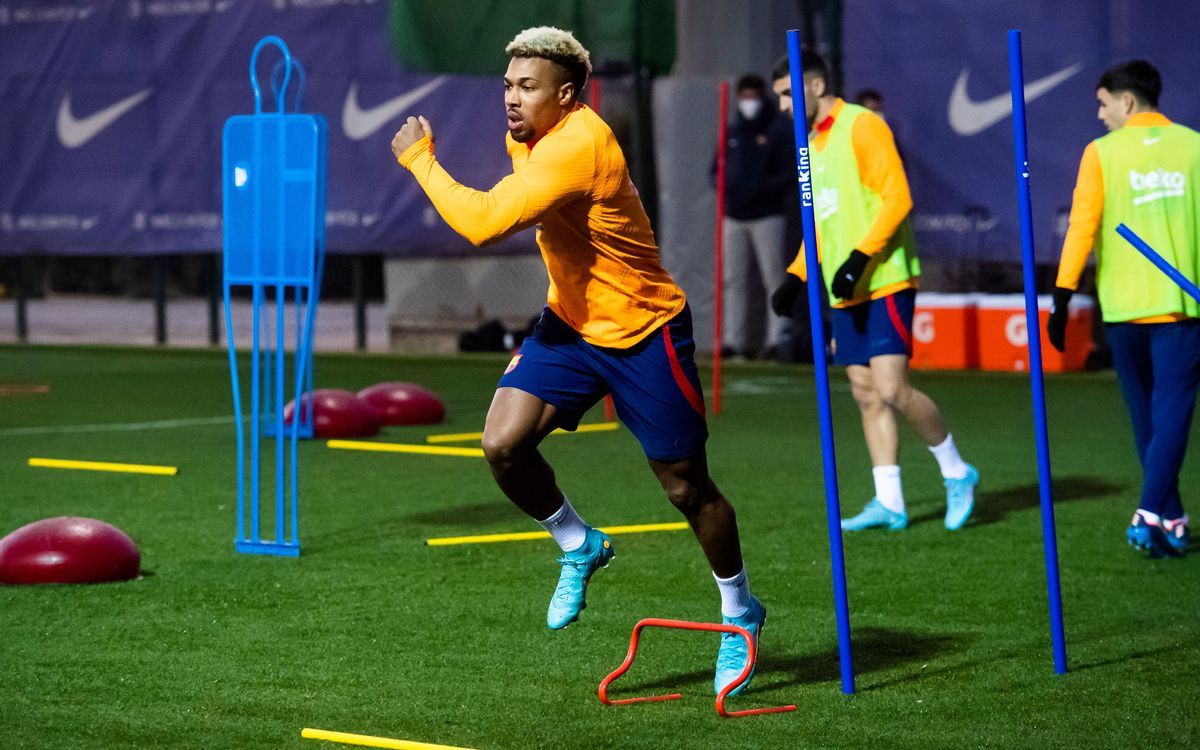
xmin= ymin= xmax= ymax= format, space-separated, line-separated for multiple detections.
xmin=498 ymin=305 xmax=708 ymax=463
xmin=831 ymin=289 xmax=915 ymax=366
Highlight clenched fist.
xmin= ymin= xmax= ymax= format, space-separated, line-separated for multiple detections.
xmin=391 ymin=115 xmax=434 ymax=161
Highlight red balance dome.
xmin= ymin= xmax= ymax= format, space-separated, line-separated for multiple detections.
xmin=284 ymin=388 xmax=380 ymax=439
xmin=357 ymin=382 xmax=446 ymax=426
xmin=0 ymin=517 xmax=141 ymax=585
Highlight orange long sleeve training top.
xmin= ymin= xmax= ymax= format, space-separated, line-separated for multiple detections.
xmin=398 ymin=103 xmax=685 ymax=348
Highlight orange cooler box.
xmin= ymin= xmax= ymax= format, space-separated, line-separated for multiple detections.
xmin=975 ymin=294 xmax=1093 ymax=372
xmin=911 ymin=293 xmax=979 ymax=370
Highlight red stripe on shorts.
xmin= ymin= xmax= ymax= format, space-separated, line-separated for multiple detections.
xmin=885 ymin=294 xmax=913 ymax=354
xmin=662 ymin=325 xmax=706 ymax=416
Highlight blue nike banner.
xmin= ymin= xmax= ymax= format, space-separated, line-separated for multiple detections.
xmin=0 ymin=0 xmax=523 ymax=257
xmin=842 ymin=0 xmax=1200 ymax=262
xmin=6 ymin=2 xmax=1196 ymax=261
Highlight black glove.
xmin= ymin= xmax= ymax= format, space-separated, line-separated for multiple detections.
xmin=771 ymin=274 xmax=804 ymax=317
xmin=1047 ymin=286 xmax=1074 ymax=353
xmin=830 ymin=250 xmax=871 ymax=299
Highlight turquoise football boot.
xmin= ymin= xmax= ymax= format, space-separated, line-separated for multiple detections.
xmin=546 ymin=526 xmax=614 ymax=630
xmin=1163 ymin=516 xmax=1190 ymax=555
xmin=1126 ymin=512 xmax=1177 ymax=558
xmin=841 ymin=498 xmax=908 ymax=531
xmin=714 ymin=596 xmax=766 ymax=696
xmin=944 ymin=464 xmax=980 ymax=530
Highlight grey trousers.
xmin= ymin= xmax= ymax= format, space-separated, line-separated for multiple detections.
xmin=722 ymin=214 xmax=788 ymax=352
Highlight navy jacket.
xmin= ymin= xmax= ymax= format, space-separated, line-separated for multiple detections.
xmin=713 ymin=104 xmax=795 ymax=221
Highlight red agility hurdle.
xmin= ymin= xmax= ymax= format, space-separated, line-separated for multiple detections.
xmin=598 ymin=617 xmax=797 ymax=718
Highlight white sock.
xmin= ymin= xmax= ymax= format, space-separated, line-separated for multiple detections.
xmin=928 ymin=434 xmax=969 ymax=479
xmin=1135 ymin=508 xmax=1162 ymax=526
xmin=537 ymin=497 xmax=588 ymax=552
xmin=873 ymin=465 xmax=905 ymax=514
xmin=713 ymin=568 xmax=751 ymax=618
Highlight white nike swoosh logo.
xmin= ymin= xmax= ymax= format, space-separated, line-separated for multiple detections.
xmin=341 ymin=77 xmax=447 ymax=141
xmin=57 ymin=88 xmax=153 ymax=148
xmin=947 ymin=63 xmax=1083 ymax=136
xmin=1144 ymin=137 xmax=1162 ymax=145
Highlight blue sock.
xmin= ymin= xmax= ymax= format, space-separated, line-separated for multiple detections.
xmin=1161 ymin=488 xmax=1185 ymax=521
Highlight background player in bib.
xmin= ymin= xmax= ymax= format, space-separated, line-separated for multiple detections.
xmin=391 ymin=27 xmax=767 ymax=694
xmin=769 ymin=50 xmax=979 ymax=531
xmin=1048 ymin=60 xmax=1200 ymax=557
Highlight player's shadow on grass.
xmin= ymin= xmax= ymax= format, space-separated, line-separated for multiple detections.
xmin=305 ymin=517 xmax=417 ymax=552
xmin=620 ymin=627 xmax=962 ymax=693
xmin=305 ymin=501 xmax=521 ymax=552
xmin=406 ymin=501 xmax=524 ymax=526
xmin=908 ymin=475 xmax=1126 ymax=528
xmin=763 ymin=627 xmax=964 ymax=689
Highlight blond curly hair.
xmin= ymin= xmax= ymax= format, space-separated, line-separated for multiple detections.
xmin=505 ymin=26 xmax=592 ymax=96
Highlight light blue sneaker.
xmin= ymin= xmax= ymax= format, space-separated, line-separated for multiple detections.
xmin=944 ymin=464 xmax=980 ymax=530
xmin=546 ymin=527 xmax=614 ymax=630
xmin=841 ymin=498 xmax=907 ymax=531
xmin=1163 ymin=516 xmax=1190 ymax=556
xmin=1126 ymin=513 xmax=1177 ymax=558
xmin=714 ymin=596 xmax=766 ymax=696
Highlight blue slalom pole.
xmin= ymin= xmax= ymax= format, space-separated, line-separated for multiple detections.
xmin=1116 ymin=223 xmax=1200 ymax=303
xmin=1008 ymin=29 xmax=1068 ymax=675
xmin=786 ymin=29 xmax=854 ymax=694
xmin=275 ymin=282 xmax=286 ymax=544
xmin=250 ymin=284 xmax=263 ymax=544
xmin=224 ymin=285 xmax=245 ymax=546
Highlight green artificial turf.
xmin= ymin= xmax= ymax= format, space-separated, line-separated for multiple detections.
xmin=0 ymin=344 xmax=1197 ymax=749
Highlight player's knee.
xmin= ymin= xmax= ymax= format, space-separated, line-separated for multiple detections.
xmin=851 ymin=383 xmax=881 ymax=409
xmin=876 ymin=381 xmax=908 ymax=408
xmin=481 ymin=431 xmax=522 ymax=471
xmin=665 ymin=480 xmax=715 ymax=517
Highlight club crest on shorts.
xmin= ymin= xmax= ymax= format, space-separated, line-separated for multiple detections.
xmin=505 ymin=353 xmax=522 ymax=374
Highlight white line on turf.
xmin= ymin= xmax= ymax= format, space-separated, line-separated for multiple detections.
xmin=0 ymin=415 xmax=236 ymax=438
xmin=722 ymin=377 xmax=853 ymax=396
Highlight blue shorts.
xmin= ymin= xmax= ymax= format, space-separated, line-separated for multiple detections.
xmin=831 ymin=289 xmax=915 ymax=366
xmin=498 ymin=305 xmax=708 ymax=462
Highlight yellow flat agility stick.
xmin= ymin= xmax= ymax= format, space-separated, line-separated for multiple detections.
xmin=327 ymin=440 xmax=484 ymax=458
xmin=426 ymin=521 xmax=689 ymax=546
xmin=423 ymin=429 xmax=487 ymax=444
xmin=28 ymin=457 xmax=178 ymax=476
xmin=425 ymin=421 xmax=620 ymax=444
xmin=301 ymin=727 xmax=475 ymax=750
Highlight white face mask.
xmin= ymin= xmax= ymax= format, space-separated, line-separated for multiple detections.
xmin=737 ymin=98 xmax=763 ymax=120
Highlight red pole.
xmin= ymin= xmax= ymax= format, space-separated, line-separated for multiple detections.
xmin=588 ymin=75 xmax=601 ymax=112
xmin=590 ymin=78 xmax=616 ymax=423
xmin=713 ymin=81 xmax=729 ymax=415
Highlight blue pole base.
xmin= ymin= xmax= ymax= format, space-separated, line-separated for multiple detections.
xmin=261 ymin=420 xmax=314 ymax=440
xmin=236 ymin=539 xmax=301 ymax=557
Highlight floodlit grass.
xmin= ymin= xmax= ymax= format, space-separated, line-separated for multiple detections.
xmin=1 ymin=344 xmax=1197 ymax=749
